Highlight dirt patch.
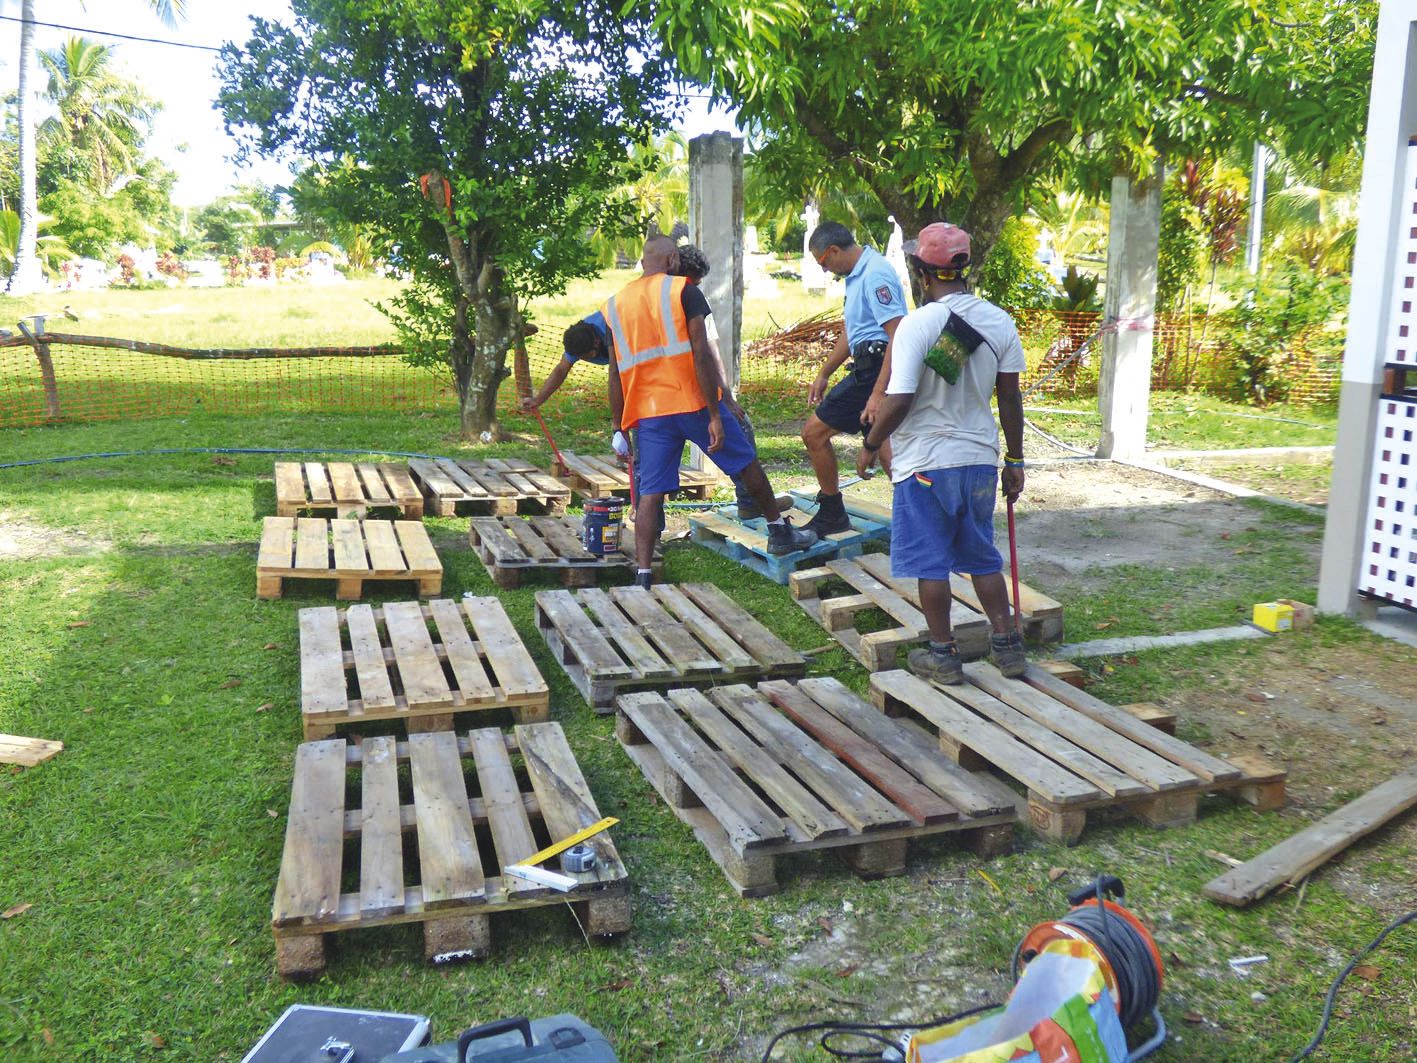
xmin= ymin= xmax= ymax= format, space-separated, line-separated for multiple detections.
xmin=0 ymin=510 xmax=110 ymax=559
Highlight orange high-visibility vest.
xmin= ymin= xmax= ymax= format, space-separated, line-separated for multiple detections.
xmin=602 ymin=273 xmax=704 ymax=428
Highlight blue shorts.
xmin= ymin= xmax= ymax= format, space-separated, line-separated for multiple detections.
xmin=634 ymin=401 xmax=757 ymax=495
xmin=890 ymin=465 xmax=1002 ymax=580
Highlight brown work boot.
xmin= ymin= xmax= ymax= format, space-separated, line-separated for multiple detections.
xmin=908 ymin=641 xmax=963 ymax=685
xmin=989 ymin=630 xmax=1027 ymax=678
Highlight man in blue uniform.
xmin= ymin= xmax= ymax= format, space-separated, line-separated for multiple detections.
xmin=801 ymin=220 xmax=907 ymax=534
xmin=520 ymin=312 xmax=611 ymax=413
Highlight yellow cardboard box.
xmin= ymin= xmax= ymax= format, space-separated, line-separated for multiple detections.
xmin=1253 ymin=601 xmax=1294 ymax=633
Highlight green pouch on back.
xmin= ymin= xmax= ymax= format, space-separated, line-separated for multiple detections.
xmin=923 ymin=311 xmax=986 ymax=385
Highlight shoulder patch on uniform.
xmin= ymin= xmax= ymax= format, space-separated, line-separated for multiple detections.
xmin=875 ymin=284 xmax=894 ymax=306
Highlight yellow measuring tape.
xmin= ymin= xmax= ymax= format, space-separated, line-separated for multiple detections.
xmin=514 ymin=816 xmax=619 ymax=868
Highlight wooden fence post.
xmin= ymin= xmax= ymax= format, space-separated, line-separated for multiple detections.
xmin=18 ymin=317 xmax=61 ymax=421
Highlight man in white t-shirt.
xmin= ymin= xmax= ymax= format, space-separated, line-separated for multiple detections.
xmin=856 ymin=223 xmax=1028 ymax=683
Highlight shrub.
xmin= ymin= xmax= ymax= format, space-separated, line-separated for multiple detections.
xmin=1223 ymin=266 xmax=1348 ymax=404
xmin=975 ymin=217 xmax=1055 ymax=309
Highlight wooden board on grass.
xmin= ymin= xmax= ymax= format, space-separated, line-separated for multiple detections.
xmin=553 ymin=450 xmax=722 ymax=500
xmin=258 ymin=517 xmax=442 ymax=600
xmin=0 ymin=734 xmax=63 ymax=767
xmin=274 ymin=462 xmax=423 ymax=519
xmin=409 ymin=457 xmax=570 ymax=517
xmin=468 ymin=514 xmax=660 ymax=588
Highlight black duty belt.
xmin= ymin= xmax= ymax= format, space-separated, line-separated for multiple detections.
xmin=851 ymin=340 xmax=889 ymax=360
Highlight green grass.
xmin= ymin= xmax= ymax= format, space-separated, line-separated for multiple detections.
xmin=1 ymin=410 xmax=1413 ymax=1061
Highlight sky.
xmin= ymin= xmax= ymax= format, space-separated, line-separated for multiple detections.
xmin=0 ymin=0 xmax=740 ymax=208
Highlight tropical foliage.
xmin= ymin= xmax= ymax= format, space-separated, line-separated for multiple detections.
xmin=38 ymin=37 xmax=157 ymax=192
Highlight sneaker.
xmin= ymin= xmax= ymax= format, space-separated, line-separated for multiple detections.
xmin=766 ymin=517 xmax=818 ymax=555
xmin=803 ymin=491 xmax=852 ymax=536
xmin=989 ymin=630 xmax=1027 ymax=678
xmin=908 ymin=643 xmax=963 ymax=685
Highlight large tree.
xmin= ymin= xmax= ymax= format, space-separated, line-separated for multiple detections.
xmin=219 ymin=0 xmax=678 ymax=438
xmin=651 ymin=0 xmax=1376 ymax=266
xmin=39 ymin=37 xmax=157 ymax=192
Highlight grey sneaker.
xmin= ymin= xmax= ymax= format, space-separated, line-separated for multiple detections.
xmin=908 ymin=642 xmax=963 ymax=685
xmin=989 ymin=630 xmax=1027 ymax=678
xmin=766 ymin=517 xmax=818 ymax=555
xmin=803 ymin=491 xmax=852 ymax=536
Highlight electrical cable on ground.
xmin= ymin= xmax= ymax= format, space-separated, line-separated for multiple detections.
xmin=0 ymin=446 xmax=444 ymax=472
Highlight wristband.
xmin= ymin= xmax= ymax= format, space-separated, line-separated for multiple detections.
xmin=1003 ymin=457 xmax=1025 ymax=468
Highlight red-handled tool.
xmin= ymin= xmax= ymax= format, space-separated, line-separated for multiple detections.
xmin=1007 ymin=495 xmax=1022 ymax=634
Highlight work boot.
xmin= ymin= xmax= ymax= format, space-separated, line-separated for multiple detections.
xmin=766 ymin=517 xmax=818 ymax=555
xmin=908 ymin=641 xmax=963 ymax=686
xmin=635 ymin=570 xmax=654 ymax=590
xmin=989 ymin=630 xmax=1027 ymax=678
xmin=737 ymin=492 xmax=794 ymax=522
xmin=803 ymin=491 xmax=852 ymax=536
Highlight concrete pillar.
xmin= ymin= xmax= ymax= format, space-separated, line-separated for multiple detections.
xmin=1318 ymin=4 xmax=1417 ymax=617
xmin=1096 ymin=163 xmax=1163 ymax=460
xmin=688 ymin=131 xmax=744 ymax=389
xmin=1245 ymin=142 xmax=1269 ymax=275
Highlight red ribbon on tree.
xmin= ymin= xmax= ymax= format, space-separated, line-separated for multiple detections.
xmin=419 ymin=172 xmax=453 ymax=218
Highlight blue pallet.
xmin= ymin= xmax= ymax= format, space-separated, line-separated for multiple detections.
xmin=687 ymin=500 xmax=890 ymax=584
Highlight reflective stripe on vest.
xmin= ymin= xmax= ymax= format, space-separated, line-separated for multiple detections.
xmin=602 ymin=273 xmax=703 ymax=428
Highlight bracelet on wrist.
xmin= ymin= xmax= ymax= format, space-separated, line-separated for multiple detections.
xmin=1003 ymin=456 xmax=1025 ymax=467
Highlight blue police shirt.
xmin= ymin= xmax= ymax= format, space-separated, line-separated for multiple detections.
xmin=564 ymin=311 xmax=611 ymax=366
xmin=842 ymin=246 xmax=906 ymax=347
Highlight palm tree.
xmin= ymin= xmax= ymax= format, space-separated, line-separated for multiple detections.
xmin=8 ymin=0 xmax=185 ymax=294
xmin=40 ymin=37 xmax=156 ymax=191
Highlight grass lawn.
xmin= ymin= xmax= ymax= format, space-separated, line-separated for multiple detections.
xmin=1 ymin=407 xmax=1412 ymax=1062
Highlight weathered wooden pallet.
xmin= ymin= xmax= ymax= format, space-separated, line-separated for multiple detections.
xmin=271 ymin=723 xmax=630 ymax=978
xmin=0 ymin=734 xmax=63 ymax=767
xmin=299 ymin=597 xmax=549 ymax=740
xmin=789 ymin=487 xmax=893 ymax=526
xmin=258 ymin=517 xmax=442 ymax=600
xmin=468 ymin=515 xmax=661 ymax=589
xmin=790 ymin=553 xmax=1064 ymax=670
xmin=274 ymin=462 xmax=423 ymax=519
xmin=408 ymin=457 xmax=571 ymax=517
xmin=553 ymin=451 xmax=723 ymax=501
xmin=687 ymin=503 xmax=889 ymax=585
xmin=869 ymin=664 xmax=1285 ymax=846
xmin=616 ymin=679 xmax=1017 ymax=897
xmin=534 ymin=583 xmax=808 ymax=713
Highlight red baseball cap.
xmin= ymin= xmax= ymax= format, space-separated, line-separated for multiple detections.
xmin=903 ymin=223 xmax=971 ymax=269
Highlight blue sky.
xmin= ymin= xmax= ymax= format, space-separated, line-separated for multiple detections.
xmin=0 ymin=0 xmax=739 ymax=206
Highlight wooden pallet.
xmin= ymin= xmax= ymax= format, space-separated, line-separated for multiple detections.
xmin=275 ymin=462 xmax=423 ymax=519
xmin=552 ymin=451 xmax=723 ymax=501
xmin=299 ymin=597 xmax=550 ymax=740
xmin=534 ymin=583 xmax=808 ymax=713
xmin=789 ymin=487 xmax=893 ymax=525
xmin=258 ymin=517 xmax=442 ymax=600
xmin=408 ymin=457 xmax=571 ymax=517
xmin=790 ymin=554 xmax=1064 ymax=670
xmin=0 ymin=734 xmax=63 ymax=767
xmin=271 ymin=723 xmax=630 ymax=977
xmin=869 ymin=664 xmax=1285 ymax=846
xmin=468 ymin=515 xmax=661 ymax=588
xmin=616 ymin=679 xmax=1017 ymax=897
xmin=687 ymin=504 xmax=890 ymax=585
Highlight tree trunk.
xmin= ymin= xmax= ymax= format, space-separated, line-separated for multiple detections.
xmin=442 ymin=221 xmax=516 ymax=441
xmin=9 ymin=0 xmax=44 ymax=295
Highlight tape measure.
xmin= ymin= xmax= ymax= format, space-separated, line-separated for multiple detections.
xmin=513 ymin=817 xmax=618 ymax=869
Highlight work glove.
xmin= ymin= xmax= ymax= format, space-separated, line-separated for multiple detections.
xmin=611 ymin=430 xmax=630 ymax=457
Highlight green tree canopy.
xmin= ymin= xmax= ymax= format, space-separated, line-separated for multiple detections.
xmin=219 ymin=0 xmax=679 ymax=437
xmin=39 ymin=37 xmax=157 ymax=192
xmin=651 ymin=0 xmax=1376 ymax=265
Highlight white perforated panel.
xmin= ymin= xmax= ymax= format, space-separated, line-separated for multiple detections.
xmin=1361 ymin=397 xmax=1417 ymax=605
xmin=1384 ymin=142 xmax=1417 ymax=366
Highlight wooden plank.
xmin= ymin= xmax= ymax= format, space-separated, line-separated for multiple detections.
xmin=826 ymin=558 xmax=927 ymax=630
xmin=363 ymin=520 xmax=406 ymax=572
xmin=535 ymin=591 xmax=633 ymax=678
xmin=393 ymin=521 xmax=440 ymax=574
xmin=358 ymin=735 xmax=405 ymax=918
xmin=327 ymin=462 xmax=363 ymax=504
xmin=463 ymin=597 xmax=546 ymax=698
xmin=272 ymin=740 xmax=347 ymax=926
xmin=331 ymin=519 xmax=369 ymax=573
xmin=379 ymin=464 xmax=420 ymax=505
xmin=471 ymin=518 xmax=531 ymax=565
xmin=502 ymin=519 xmax=558 ymax=563
xmin=608 ymin=586 xmax=718 ymax=673
xmin=782 ymin=678 xmax=1009 ymax=817
xmin=304 ymin=462 xmax=333 ymax=503
xmin=274 ymin=463 xmax=306 ymax=509
xmin=532 ymin=515 xmax=595 ymax=562
xmin=693 ymin=510 xmax=771 ymax=551
xmin=0 ymin=734 xmax=63 ymax=767
xmin=257 ymin=517 xmax=295 ymax=571
xmin=409 ymin=458 xmax=465 ymax=500
xmin=428 ymin=598 xmax=494 ymax=701
xmin=579 ymin=588 xmax=672 ymax=678
xmin=382 ymin=600 xmax=453 ymax=709
xmin=1204 ymin=768 xmax=1417 ymax=907
xmin=346 ymin=604 xmax=397 ymax=710
xmin=707 ymin=685 xmax=909 ymax=832
xmin=468 ymin=728 xmax=544 ymax=896
xmin=299 ymin=607 xmax=349 ymax=717
xmin=870 ymin=670 xmax=1099 ymax=806
xmin=453 ymin=459 xmax=516 ymax=496
xmin=617 ymin=692 xmax=787 ymax=851
xmin=855 ymin=553 xmax=983 ymax=630
xmin=681 ymin=583 xmax=803 ymax=670
xmin=1022 ymin=665 xmax=1242 ymax=783
xmin=764 ymin=681 xmax=956 ymax=825
xmin=295 ymin=517 xmax=331 ymax=572
xmin=357 ymin=463 xmax=393 ymax=504
xmin=408 ymin=732 xmax=484 ymax=907
xmin=650 ymin=585 xmax=755 ymax=670
xmin=516 ymin=722 xmax=628 ymax=879
xmin=964 ymin=663 xmax=1196 ymax=793
xmin=962 ymin=571 xmax=1062 ymax=620
xmin=668 ymin=687 xmax=849 ymax=841
xmin=432 ymin=458 xmax=490 ymax=500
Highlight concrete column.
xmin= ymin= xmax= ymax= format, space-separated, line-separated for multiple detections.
xmin=1245 ymin=142 xmax=1269 ymax=275
xmin=688 ymin=132 xmax=744 ymax=389
xmin=1096 ymin=163 xmax=1163 ymax=460
xmin=1318 ymin=5 xmax=1417 ymax=616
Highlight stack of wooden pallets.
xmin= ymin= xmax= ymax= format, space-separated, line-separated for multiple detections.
xmin=408 ymin=456 xmax=570 ymax=516
xmin=275 ymin=461 xmax=423 ymax=518
xmin=468 ymin=514 xmax=660 ymax=588
xmin=687 ymin=502 xmax=890 ymax=584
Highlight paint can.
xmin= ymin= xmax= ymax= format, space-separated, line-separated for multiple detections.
xmin=581 ymin=497 xmax=626 ymax=556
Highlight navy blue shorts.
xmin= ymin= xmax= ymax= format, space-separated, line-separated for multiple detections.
xmin=635 ymin=401 xmax=757 ymax=495
xmin=889 ymin=465 xmax=1003 ymax=580
xmin=815 ymin=364 xmax=882 ymax=435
